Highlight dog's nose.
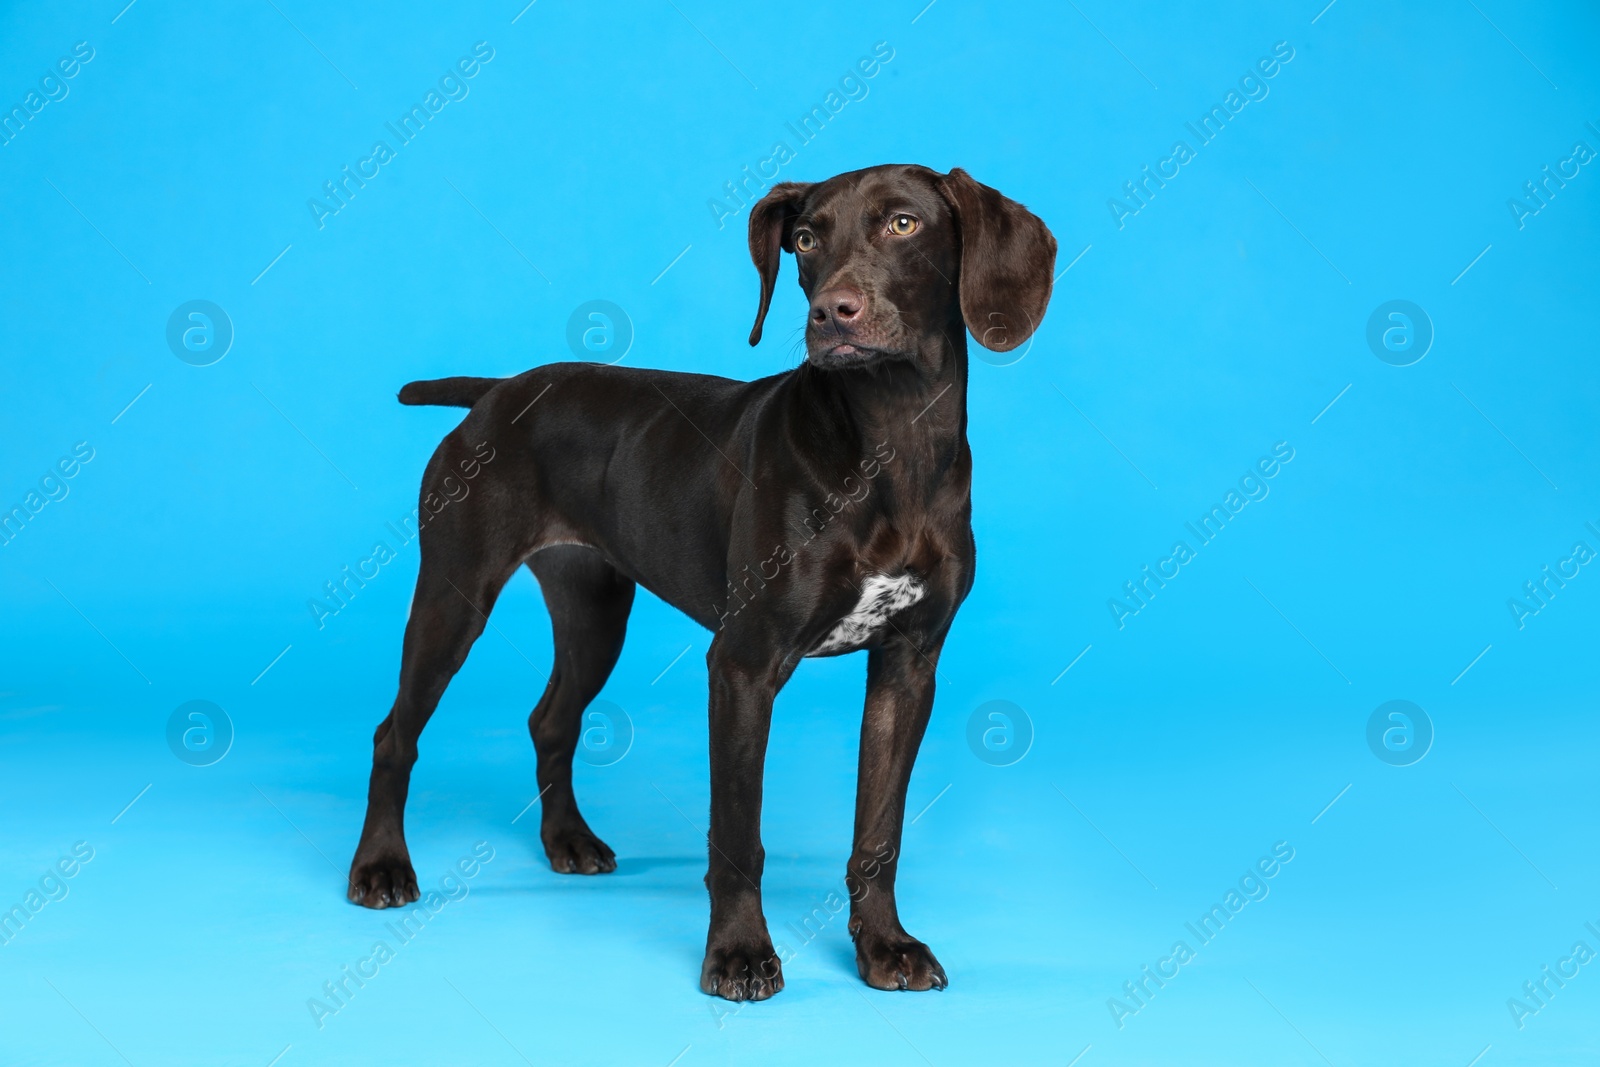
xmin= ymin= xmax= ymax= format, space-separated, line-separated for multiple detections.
xmin=810 ymin=288 xmax=865 ymax=328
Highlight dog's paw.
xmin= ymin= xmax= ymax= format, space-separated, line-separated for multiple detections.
xmin=542 ymin=826 xmax=617 ymax=875
xmin=854 ymin=932 xmax=947 ymax=991
xmin=347 ymin=852 xmax=420 ymax=909
xmin=700 ymin=942 xmax=784 ymax=1001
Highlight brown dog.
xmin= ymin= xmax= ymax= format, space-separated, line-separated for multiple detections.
xmin=348 ymin=164 xmax=1056 ymax=1000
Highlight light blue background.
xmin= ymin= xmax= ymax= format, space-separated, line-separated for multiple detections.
xmin=2 ymin=1 xmax=1597 ymax=1064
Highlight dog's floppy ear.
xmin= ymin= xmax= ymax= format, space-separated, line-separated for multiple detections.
xmin=747 ymin=182 xmax=811 ymax=346
xmin=938 ymin=168 xmax=1057 ymax=353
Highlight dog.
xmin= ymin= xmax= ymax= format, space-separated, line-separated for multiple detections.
xmin=347 ymin=163 xmax=1056 ymax=1000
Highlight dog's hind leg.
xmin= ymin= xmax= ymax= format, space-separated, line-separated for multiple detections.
xmin=349 ymin=482 xmax=524 ymax=908
xmin=525 ymin=546 xmax=635 ymax=874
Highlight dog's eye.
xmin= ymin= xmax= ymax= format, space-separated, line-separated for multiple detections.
xmin=794 ymin=230 xmax=817 ymax=252
xmin=888 ymin=214 xmax=918 ymax=236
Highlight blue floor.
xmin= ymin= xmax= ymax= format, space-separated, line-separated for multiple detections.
xmin=4 ymin=1 xmax=1599 ymax=1064
xmin=7 ymin=619 xmax=1600 ymax=1065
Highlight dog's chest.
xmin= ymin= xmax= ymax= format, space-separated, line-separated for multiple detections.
xmin=809 ymin=573 xmax=926 ymax=655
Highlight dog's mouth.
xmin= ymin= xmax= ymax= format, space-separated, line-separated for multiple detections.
xmin=808 ymin=340 xmax=893 ymax=366
xmin=806 ymin=331 xmax=903 ymax=366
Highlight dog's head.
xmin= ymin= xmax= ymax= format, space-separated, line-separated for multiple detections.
xmin=747 ymin=164 xmax=1057 ymax=369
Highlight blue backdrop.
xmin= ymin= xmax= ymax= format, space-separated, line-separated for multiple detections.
xmin=3 ymin=1 xmax=1597 ymax=1064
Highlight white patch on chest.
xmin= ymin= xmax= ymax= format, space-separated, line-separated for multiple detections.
xmin=810 ymin=573 xmax=926 ymax=655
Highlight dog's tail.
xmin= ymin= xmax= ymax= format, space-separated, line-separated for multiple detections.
xmin=397 ymin=376 xmax=501 ymax=408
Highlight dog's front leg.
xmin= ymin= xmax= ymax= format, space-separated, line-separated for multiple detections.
xmin=699 ymin=640 xmax=789 ymax=1001
xmin=847 ymin=636 xmax=948 ymax=991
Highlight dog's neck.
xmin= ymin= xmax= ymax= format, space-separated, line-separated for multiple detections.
xmin=790 ymin=324 xmax=969 ymax=493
